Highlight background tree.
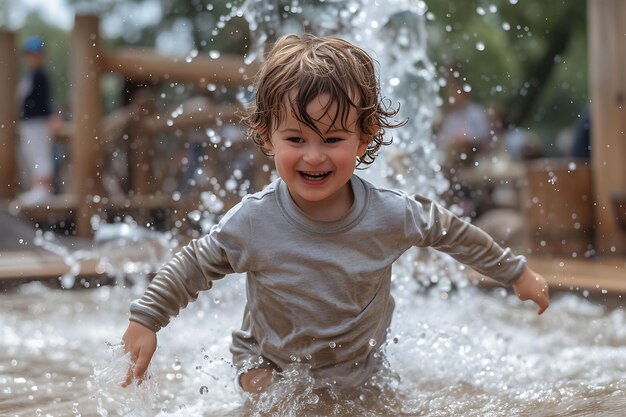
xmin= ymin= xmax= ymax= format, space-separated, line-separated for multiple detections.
xmin=426 ymin=0 xmax=588 ymax=151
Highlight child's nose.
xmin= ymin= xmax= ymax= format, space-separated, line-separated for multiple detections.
xmin=303 ymin=145 xmax=326 ymax=164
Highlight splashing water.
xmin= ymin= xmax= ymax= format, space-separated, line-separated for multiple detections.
xmin=3 ymin=280 xmax=626 ymax=416
xmin=2 ymin=1 xmax=626 ymax=416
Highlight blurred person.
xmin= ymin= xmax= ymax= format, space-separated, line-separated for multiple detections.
xmin=436 ymin=78 xmax=491 ymax=169
xmin=15 ymin=36 xmax=61 ymax=205
xmin=435 ymin=78 xmax=491 ymax=217
xmin=487 ymin=103 xmax=542 ymax=162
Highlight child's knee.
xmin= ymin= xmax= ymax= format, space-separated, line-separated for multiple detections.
xmin=239 ymin=367 xmax=274 ymax=393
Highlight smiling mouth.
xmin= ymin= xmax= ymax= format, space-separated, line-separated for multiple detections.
xmin=299 ymin=171 xmax=331 ymax=181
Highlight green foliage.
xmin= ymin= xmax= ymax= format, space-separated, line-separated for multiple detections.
xmin=425 ymin=0 xmax=588 ymax=145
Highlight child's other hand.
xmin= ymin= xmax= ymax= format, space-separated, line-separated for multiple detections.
xmin=121 ymin=321 xmax=157 ymax=387
xmin=513 ymin=266 xmax=550 ymax=315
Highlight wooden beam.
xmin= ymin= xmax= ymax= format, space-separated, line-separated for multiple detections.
xmin=71 ymin=15 xmax=104 ymax=236
xmin=139 ymin=102 xmax=241 ymax=135
xmin=0 ymin=30 xmax=17 ymax=199
xmin=471 ymin=256 xmax=626 ymax=295
xmin=0 ymin=250 xmax=99 ymax=280
xmin=102 ymin=48 xmax=256 ymax=86
xmin=588 ymin=0 xmax=626 ymax=255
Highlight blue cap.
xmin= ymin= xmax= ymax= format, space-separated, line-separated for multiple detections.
xmin=23 ymin=36 xmax=45 ymax=53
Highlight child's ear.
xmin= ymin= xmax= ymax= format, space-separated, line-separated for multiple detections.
xmin=358 ymin=125 xmax=379 ymax=156
xmin=357 ymin=138 xmax=369 ymax=157
xmin=256 ymin=127 xmax=274 ymax=155
xmin=262 ymin=139 xmax=274 ymax=156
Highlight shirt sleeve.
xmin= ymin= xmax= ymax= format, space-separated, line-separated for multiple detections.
xmin=403 ymin=193 xmax=526 ymax=285
xmin=129 ymin=204 xmax=252 ymax=331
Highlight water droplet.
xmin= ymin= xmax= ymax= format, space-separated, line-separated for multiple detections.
xmin=329 ymin=341 xmax=336 ymax=348
xmin=209 ymin=50 xmax=221 ymax=59
xmin=368 ymin=339 xmax=377 ymax=347
xmin=199 ymin=385 xmax=209 ymax=394
xmin=188 ymin=210 xmax=201 ymax=222
xmin=172 ymin=358 xmax=182 ymax=371
xmin=476 ymin=42 xmax=485 ymax=51
xmin=225 ymin=178 xmax=237 ymax=192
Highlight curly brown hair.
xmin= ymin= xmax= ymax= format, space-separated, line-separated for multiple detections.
xmin=242 ymin=33 xmax=406 ymax=167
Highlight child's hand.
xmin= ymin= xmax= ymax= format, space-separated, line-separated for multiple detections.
xmin=121 ymin=321 xmax=157 ymax=387
xmin=513 ymin=266 xmax=550 ymax=315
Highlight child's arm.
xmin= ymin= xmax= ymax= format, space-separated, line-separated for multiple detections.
xmin=119 ymin=203 xmax=253 ymax=386
xmin=404 ymin=194 xmax=550 ymax=312
xmin=512 ymin=266 xmax=550 ymax=315
xmin=121 ymin=321 xmax=157 ymax=386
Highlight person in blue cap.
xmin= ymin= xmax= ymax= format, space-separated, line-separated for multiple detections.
xmin=15 ymin=36 xmax=59 ymax=205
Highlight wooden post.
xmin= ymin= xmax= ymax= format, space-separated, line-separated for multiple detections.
xmin=71 ymin=15 xmax=103 ymax=236
xmin=0 ymin=30 xmax=18 ymax=199
xmin=588 ymin=0 xmax=626 ymax=255
xmin=128 ymin=89 xmax=155 ymax=196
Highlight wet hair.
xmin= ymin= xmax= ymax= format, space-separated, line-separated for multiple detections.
xmin=242 ymin=33 xmax=406 ymax=167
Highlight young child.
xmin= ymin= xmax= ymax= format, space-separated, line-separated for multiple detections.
xmin=122 ymin=34 xmax=549 ymax=394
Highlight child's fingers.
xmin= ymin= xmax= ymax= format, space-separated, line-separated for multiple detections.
xmin=536 ymin=302 xmax=547 ymax=315
xmin=121 ymin=366 xmax=133 ymax=387
xmin=133 ymin=348 xmax=153 ymax=380
xmin=536 ymin=292 xmax=549 ymax=315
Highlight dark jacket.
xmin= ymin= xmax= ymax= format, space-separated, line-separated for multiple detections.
xmin=21 ymin=68 xmax=52 ymax=120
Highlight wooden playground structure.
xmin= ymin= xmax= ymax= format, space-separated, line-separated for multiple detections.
xmin=0 ymin=3 xmax=624 ymax=291
xmin=0 ymin=15 xmax=258 ymax=236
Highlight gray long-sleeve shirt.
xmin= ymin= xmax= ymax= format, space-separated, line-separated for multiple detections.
xmin=130 ymin=175 xmax=526 ymax=388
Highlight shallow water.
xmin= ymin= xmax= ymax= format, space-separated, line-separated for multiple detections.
xmin=2 ymin=275 xmax=625 ymax=417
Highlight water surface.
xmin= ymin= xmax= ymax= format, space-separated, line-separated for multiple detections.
xmin=2 ymin=276 xmax=625 ymax=416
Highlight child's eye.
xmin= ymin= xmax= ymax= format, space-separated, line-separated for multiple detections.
xmin=324 ymin=137 xmax=343 ymax=144
xmin=287 ymin=137 xmax=304 ymax=143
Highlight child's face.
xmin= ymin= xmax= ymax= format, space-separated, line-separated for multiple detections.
xmin=266 ymin=93 xmax=369 ymax=216
xmin=24 ymin=52 xmax=45 ymax=70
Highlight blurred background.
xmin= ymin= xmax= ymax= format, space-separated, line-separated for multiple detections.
xmin=0 ymin=0 xmax=623 ymax=263
xmin=1 ymin=0 xmax=588 ymax=150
